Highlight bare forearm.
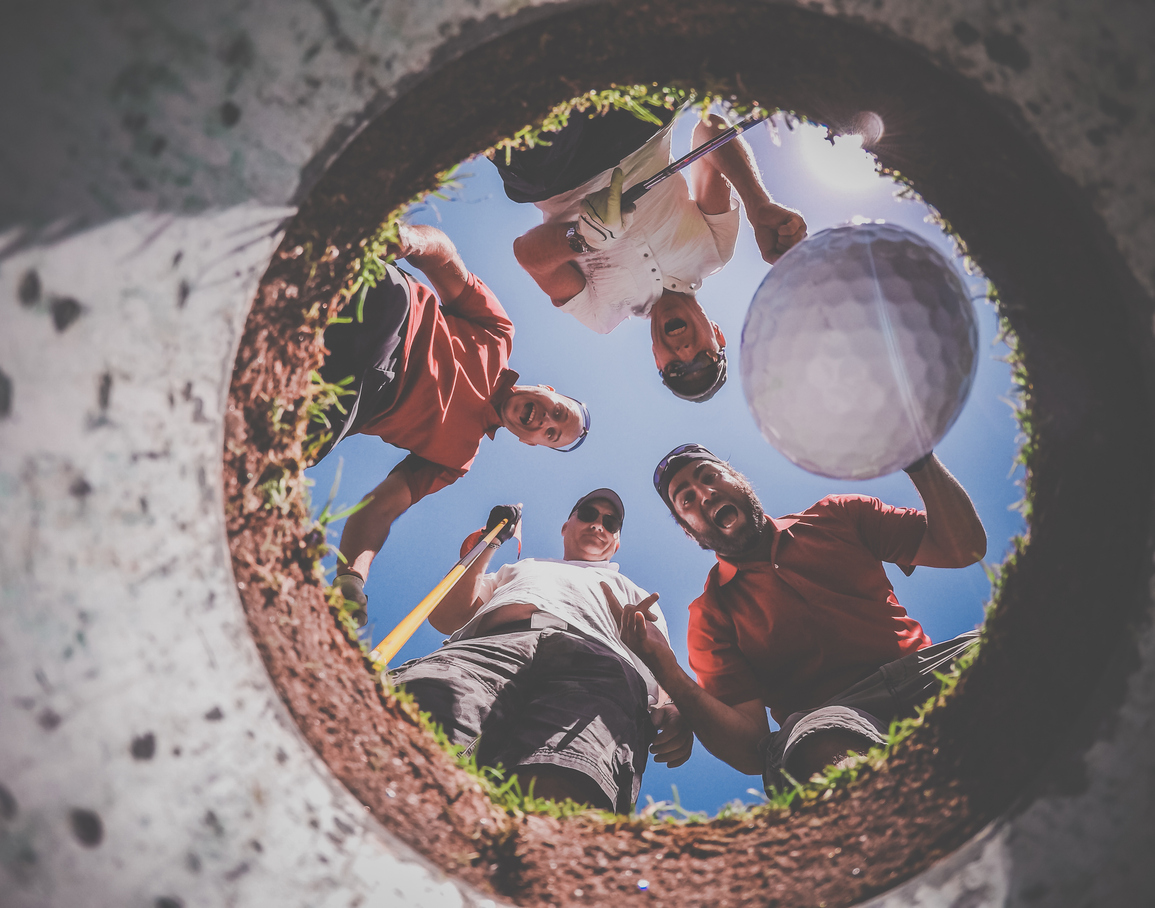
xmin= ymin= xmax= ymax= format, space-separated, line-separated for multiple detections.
xmin=398 ymin=224 xmax=469 ymax=304
xmin=337 ymin=509 xmax=392 ymax=580
xmin=694 ymin=115 xmax=771 ymax=212
xmin=337 ymin=502 xmax=399 ymax=580
xmin=910 ymin=455 xmax=987 ymax=566
xmin=651 ymin=655 xmax=765 ymax=773
xmin=336 ymin=472 xmax=414 ymax=581
xmin=512 ymin=223 xmax=587 ymax=302
xmin=428 ymin=547 xmax=496 ymax=633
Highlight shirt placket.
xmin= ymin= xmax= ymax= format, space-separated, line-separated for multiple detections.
xmin=628 ymin=234 xmax=663 ymax=314
xmin=765 ymin=531 xmax=808 ymax=606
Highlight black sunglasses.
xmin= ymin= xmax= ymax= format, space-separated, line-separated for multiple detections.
xmin=573 ymin=503 xmax=622 ymax=534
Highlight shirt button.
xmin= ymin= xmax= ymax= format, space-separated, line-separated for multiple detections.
xmin=773 ymin=563 xmax=780 ymax=569
xmin=644 ymin=253 xmax=650 ymax=258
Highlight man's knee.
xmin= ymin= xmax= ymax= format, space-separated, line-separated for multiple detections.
xmin=785 ymin=728 xmax=878 ymax=781
xmin=389 ymin=673 xmax=469 ymax=743
xmin=516 ymin=764 xmax=613 ymax=812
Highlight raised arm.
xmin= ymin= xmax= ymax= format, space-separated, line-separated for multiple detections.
xmin=512 ymin=221 xmax=588 ymax=305
xmin=907 ymin=453 xmax=987 ymax=568
xmin=389 ymin=224 xmax=469 ymax=305
xmin=428 ymin=505 xmax=521 ymax=633
xmin=603 ymin=584 xmax=769 ymax=774
xmin=689 ymin=113 xmax=806 ymax=263
xmin=426 ymin=542 xmax=496 ymax=634
xmin=650 ymin=662 xmax=768 ymax=773
xmin=335 ymin=463 xmax=415 ymax=584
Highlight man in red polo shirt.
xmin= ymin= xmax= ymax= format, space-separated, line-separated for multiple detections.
xmin=606 ymin=443 xmax=986 ymax=791
xmin=315 ymin=224 xmax=590 ymax=617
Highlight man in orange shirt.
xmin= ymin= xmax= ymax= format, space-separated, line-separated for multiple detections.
xmin=607 ymin=443 xmax=986 ymax=791
xmin=315 ymin=224 xmax=590 ymax=617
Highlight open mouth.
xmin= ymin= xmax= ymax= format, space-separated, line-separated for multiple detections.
xmin=663 ymin=317 xmax=688 ymax=336
xmin=712 ymin=503 xmax=740 ymax=530
xmin=519 ymin=401 xmax=536 ymax=427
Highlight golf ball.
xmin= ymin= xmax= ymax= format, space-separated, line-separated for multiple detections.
xmin=740 ymin=222 xmax=979 ymax=479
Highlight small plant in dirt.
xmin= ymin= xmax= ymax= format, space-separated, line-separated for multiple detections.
xmin=300 ymin=372 xmax=357 ymax=464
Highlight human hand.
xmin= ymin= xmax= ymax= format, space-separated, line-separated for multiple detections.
xmin=649 ymin=702 xmax=693 ymax=767
xmin=381 ymin=223 xmax=419 ymax=261
xmin=334 ymin=572 xmax=368 ymax=627
xmin=485 ymin=503 xmax=523 ymax=544
xmin=602 ymin=582 xmax=673 ymax=674
xmin=578 ymin=168 xmax=635 ymax=250
xmin=381 ymin=224 xmax=456 ymax=263
xmin=749 ymin=202 xmax=807 ymax=264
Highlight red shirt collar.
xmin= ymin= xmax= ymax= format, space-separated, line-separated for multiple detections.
xmin=714 ymin=515 xmax=800 ymax=585
xmin=484 ymin=369 xmax=519 ymax=439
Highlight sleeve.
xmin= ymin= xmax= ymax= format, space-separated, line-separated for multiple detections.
xmin=701 ymin=204 xmax=740 ymax=267
xmin=392 ymin=453 xmax=465 ymax=505
xmin=441 ymin=273 xmax=514 ymax=353
xmin=557 ymin=280 xmax=631 ymax=334
xmin=686 ymin=589 xmax=762 ymax=706
xmin=473 ymin=563 xmax=511 ymax=607
xmin=835 ymin=494 xmax=927 ymax=575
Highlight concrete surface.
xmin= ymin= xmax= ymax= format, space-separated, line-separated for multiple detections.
xmin=1 ymin=1 xmax=1152 ymax=906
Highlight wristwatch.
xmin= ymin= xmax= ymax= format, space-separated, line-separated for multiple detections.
xmin=566 ymin=224 xmax=592 ymax=254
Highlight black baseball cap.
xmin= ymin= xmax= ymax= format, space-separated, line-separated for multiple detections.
xmin=653 ymin=444 xmax=726 ymax=510
xmin=660 ymin=348 xmax=728 ymax=403
xmin=570 ymin=488 xmax=625 ymax=524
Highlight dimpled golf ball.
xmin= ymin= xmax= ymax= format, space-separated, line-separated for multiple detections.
xmin=740 ymin=223 xmax=978 ymax=479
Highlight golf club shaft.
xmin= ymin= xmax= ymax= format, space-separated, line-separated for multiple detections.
xmin=371 ymin=518 xmax=510 ymax=665
xmin=620 ymin=113 xmax=767 ymax=206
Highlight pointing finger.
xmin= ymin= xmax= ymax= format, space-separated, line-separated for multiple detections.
xmin=637 ymin=591 xmax=660 ymax=620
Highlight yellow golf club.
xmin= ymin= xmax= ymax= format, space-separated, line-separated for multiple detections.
xmin=370 ymin=517 xmax=510 ymax=665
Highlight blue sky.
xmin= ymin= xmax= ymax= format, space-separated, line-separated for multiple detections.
xmin=304 ymin=113 xmax=1025 ymax=814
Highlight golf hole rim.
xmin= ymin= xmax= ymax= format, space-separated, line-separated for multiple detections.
xmin=224 ymin=1 xmax=1154 ymax=904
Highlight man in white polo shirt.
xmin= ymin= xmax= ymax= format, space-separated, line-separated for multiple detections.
xmin=390 ymin=490 xmax=691 ymax=812
xmin=499 ymin=106 xmax=806 ymax=402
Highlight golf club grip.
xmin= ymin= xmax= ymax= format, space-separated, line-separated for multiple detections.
xmin=370 ymin=518 xmax=509 ymax=664
xmin=620 ymin=113 xmax=766 ymax=206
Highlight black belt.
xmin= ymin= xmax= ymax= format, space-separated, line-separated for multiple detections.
xmin=476 ymin=611 xmax=569 ymax=637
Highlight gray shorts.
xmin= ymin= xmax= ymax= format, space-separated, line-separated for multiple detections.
xmin=390 ymin=623 xmax=652 ymax=813
xmin=315 ymin=263 xmax=410 ymax=460
xmin=762 ymin=630 xmax=981 ymax=790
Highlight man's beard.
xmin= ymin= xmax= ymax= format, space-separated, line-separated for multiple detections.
xmin=686 ymin=474 xmax=768 ymax=558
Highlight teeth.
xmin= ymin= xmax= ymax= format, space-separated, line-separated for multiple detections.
xmin=664 ymin=318 xmax=687 ymax=335
xmin=713 ymin=504 xmax=738 ymax=529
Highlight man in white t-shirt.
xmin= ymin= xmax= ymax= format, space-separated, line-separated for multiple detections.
xmin=390 ymin=489 xmax=691 ymax=812
xmin=500 ymin=106 xmax=806 ymax=402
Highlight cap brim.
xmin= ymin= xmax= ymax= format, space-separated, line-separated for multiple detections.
xmin=571 ymin=487 xmax=625 ymax=522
